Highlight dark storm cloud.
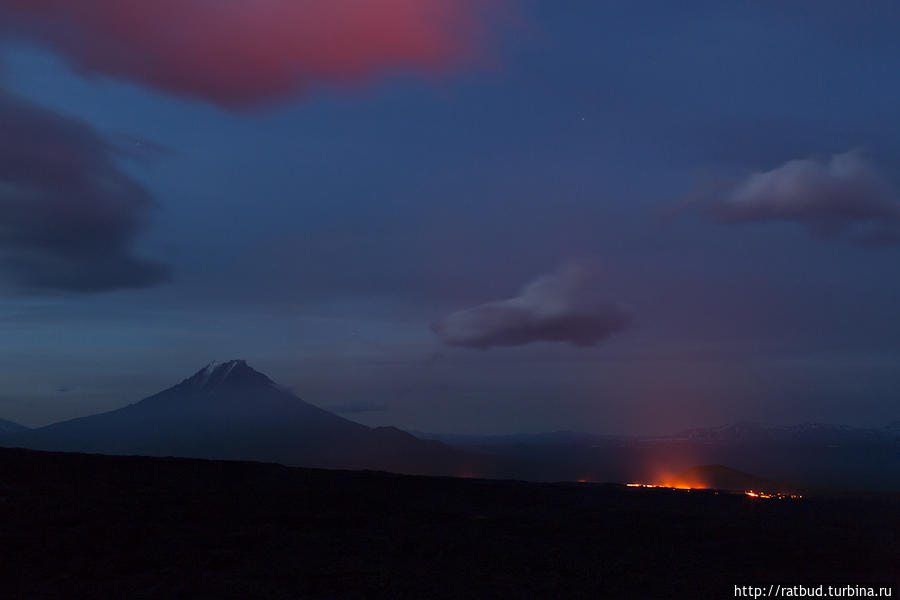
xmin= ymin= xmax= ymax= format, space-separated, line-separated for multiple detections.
xmin=690 ymin=151 xmax=900 ymax=245
xmin=0 ymin=91 xmax=169 ymax=292
xmin=431 ymin=264 xmax=632 ymax=349
xmin=0 ymin=0 xmax=498 ymax=108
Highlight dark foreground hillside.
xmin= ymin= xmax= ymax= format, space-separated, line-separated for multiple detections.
xmin=1 ymin=449 xmax=897 ymax=599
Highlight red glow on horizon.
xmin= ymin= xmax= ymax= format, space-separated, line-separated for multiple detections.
xmin=626 ymin=482 xmax=703 ymax=491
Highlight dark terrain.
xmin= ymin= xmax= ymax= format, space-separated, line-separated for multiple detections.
xmin=1 ymin=448 xmax=897 ymax=599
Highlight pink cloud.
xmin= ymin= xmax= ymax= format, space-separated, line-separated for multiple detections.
xmin=0 ymin=0 xmax=497 ymax=107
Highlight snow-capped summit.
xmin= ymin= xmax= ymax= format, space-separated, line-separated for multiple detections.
xmin=182 ymin=359 xmax=274 ymax=392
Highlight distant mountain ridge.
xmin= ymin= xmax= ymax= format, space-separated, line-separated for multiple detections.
xmin=0 ymin=419 xmax=28 ymax=435
xmin=0 ymin=360 xmax=478 ymax=477
xmin=412 ymin=430 xmax=623 ymax=447
xmin=420 ymin=420 xmax=900 ymax=447
xmin=671 ymin=421 xmax=900 ymax=444
xmin=884 ymin=421 xmax=900 ymax=435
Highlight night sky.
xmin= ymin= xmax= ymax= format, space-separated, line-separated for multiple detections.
xmin=1 ymin=1 xmax=898 ymax=435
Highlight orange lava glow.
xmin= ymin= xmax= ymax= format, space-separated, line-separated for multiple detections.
xmin=744 ymin=490 xmax=802 ymax=500
xmin=626 ymin=483 xmax=802 ymax=499
xmin=625 ymin=482 xmax=703 ymax=491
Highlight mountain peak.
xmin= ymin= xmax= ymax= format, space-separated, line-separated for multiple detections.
xmin=183 ymin=359 xmax=274 ymax=392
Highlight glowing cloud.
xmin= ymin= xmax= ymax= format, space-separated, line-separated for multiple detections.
xmin=0 ymin=0 xmax=497 ymax=107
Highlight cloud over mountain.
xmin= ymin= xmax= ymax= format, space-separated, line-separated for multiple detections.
xmin=0 ymin=0 xmax=497 ymax=108
xmin=695 ymin=151 xmax=900 ymax=245
xmin=431 ymin=264 xmax=632 ymax=349
xmin=0 ymin=91 xmax=168 ymax=292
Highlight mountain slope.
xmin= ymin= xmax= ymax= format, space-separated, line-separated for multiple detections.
xmin=0 ymin=360 xmax=476 ymax=476
xmin=0 ymin=418 xmax=28 ymax=435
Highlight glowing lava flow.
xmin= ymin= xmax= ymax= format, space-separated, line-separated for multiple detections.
xmin=626 ymin=482 xmax=697 ymax=491
xmin=744 ymin=490 xmax=802 ymax=500
xmin=626 ymin=483 xmax=802 ymax=499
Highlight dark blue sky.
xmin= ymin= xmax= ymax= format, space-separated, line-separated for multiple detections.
xmin=1 ymin=1 xmax=898 ymax=433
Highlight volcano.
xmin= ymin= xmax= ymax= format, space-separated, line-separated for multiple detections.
xmin=0 ymin=360 xmax=475 ymax=476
